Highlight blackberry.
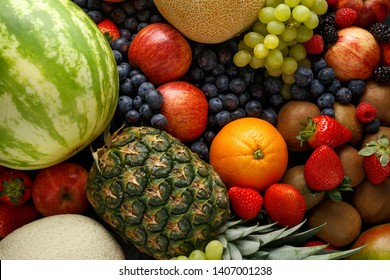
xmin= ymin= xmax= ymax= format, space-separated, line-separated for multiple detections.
xmin=318 ymin=11 xmax=336 ymax=29
xmin=321 ymin=25 xmax=338 ymax=45
xmin=368 ymin=23 xmax=390 ymax=43
xmin=373 ymin=66 xmax=390 ymax=83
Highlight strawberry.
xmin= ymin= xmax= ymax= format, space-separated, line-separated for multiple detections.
xmin=228 ymin=186 xmax=263 ymax=220
xmin=335 ymin=8 xmax=358 ymax=28
xmin=263 ymin=183 xmax=306 ymax=227
xmin=355 ymin=102 xmax=377 ymax=124
xmin=297 ymin=115 xmax=353 ymax=149
xmin=0 ymin=170 xmax=32 ymax=206
xmin=97 ymin=18 xmax=120 ymax=43
xmin=303 ymin=34 xmax=324 ymax=54
xmin=0 ymin=202 xmax=40 ymax=237
xmin=359 ymin=135 xmax=390 ymax=185
xmin=304 ymin=145 xmax=345 ymax=191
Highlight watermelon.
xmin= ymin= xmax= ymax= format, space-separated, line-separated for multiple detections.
xmin=0 ymin=0 xmax=119 ymax=170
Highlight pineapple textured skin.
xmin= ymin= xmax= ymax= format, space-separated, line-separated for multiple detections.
xmin=86 ymin=126 xmax=230 ymax=259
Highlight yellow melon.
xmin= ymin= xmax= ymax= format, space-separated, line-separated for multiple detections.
xmin=153 ymin=0 xmax=266 ymax=44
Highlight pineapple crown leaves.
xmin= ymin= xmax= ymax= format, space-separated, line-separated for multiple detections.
xmin=359 ymin=135 xmax=390 ymax=166
xmin=296 ymin=116 xmax=316 ymax=147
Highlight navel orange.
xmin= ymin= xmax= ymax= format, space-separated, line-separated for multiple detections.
xmin=209 ymin=117 xmax=288 ymax=193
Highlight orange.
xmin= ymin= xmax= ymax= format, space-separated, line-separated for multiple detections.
xmin=209 ymin=117 xmax=288 ymax=193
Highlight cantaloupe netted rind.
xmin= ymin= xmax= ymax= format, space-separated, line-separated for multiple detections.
xmin=154 ymin=0 xmax=266 ymax=44
xmin=0 ymin=214 xmax=125 ymax=260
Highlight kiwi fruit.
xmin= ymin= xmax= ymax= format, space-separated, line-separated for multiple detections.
xmin=333 ymin=102 xmax=363 ymax=146
xmin=360 ymin=125 xmax=390 ymax=148
xmin=352 ymin=179 xmax=390 ymax=224
xmin=359 ymin=80 xmax=390 ymax=126
xmin=334 ymin=145 xmax=365 ymax=188
xmin=277 ymin=101 xmax=320 ymax=152
xmin=281 ymin=165 xmax=324 ymax=210
xmin=308 ymin=199 xmax=362 ymax=247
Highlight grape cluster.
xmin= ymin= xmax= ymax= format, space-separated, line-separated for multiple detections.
xmin=171 ymin=240 xmax=224 ymax=260
xmin=232 ymin=0 xmax=328 ymax=83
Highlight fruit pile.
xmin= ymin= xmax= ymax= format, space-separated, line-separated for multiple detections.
xmin=1 ymin=0 xmax=390 ymax=260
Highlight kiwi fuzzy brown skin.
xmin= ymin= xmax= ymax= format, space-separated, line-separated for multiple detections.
xmin=347 ymin=223 xmax=390 ymax=260
xmin=308 ymin=199 xmax=362 ymax=247
xmin=333 ymin=102 xmax=363 ymax=146
xmin=334 ymin=145 xmax=365 ymax=188
xmin=359 ymin=80 xmax=390 ymax=126
xmin=360 ymin=125 xmax=390 ymax=148
xmin=281 ymin=165 xmax=324 ymax=210
xmin=276 ymin=101 xmax=320 ymax=152
xmin=352 ymin=179 xmax=390 ymax=224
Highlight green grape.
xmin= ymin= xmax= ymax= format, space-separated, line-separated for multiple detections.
xmin=189 ymin=250 xmax=207 ymax=260
xmin=300 ymin=0 xmax=315 ymax=8
xmin=259 ymin=7 xmax=276 ymax=23
xmin=176 ymin=255 xmax=189 ymax=260
xmin=281 ymin=27 xmax=297 ymax=42
xmin=280 ymin=83 xmax=292 ymax=99
xmin=252 ymin=21 xmax=269 ymax=36
xmin=282 ymin=72 xmax=296 ymax=84
xmin=289 ymin=43 xmax=307 ymax=61
xmin=249 ymin=55 xmax=265 ymax=69
xmin=274 ymin=4 xmax=291 ymax=22
xmin=254 ymin=43 xmax=269 ymax=58
xmin=295 ymin=24 xmax=313 ymax=42
xmin=233 ymin=50 xmax=252 ymax=67
xmin=292 ymin=5 xmax=311 ymax=22
xmin=284 ymin=0 xmax=300 ymax=8
xmin=244 ymin=32 xmax=264 ymax=48
xmin=238 ymin=40 xmax=253 ymax=51
xmin=311 ymin=0 xmax=328 ymax=15
xmin=267 ymin=20 xmax=285 ymax=35
xmin=264 ymin=34 xmax=279 ymax=49
xmin=265 ymin=48 xmax=284 ymax=69
xmin=298 ymin=57 xmax=312 ymax=68
xmin=303 ymin=10 xmax=319 ymax=29
xmin=265 ymin=62 xmax=283 ymax=77
xmin=277 ymin=38 xmax=288 ymax=52
xmin=266 ymin=0 xmax=285 ymax=7
xmin=205 ymin=240 xmax=224 ymax=260
xmin=281 ymin=56 xmax=298 ymax=74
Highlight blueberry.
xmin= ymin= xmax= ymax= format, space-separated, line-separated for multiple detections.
xmin=132 ymin=95 xmax=143 ymax=110
xmin=134 ymin=0 xmax=151 ymax=11
xmin=240 ymin=67 xmax=255 ymax=86
xmin=139 ymin=103 xmax=153 ymax=121
xmin=317 ymin=67 xmax=335 ymax=84
xmin=126 ymin=110 xmax=140 ymax=124
xmin=218 ymin=47 xmax=233 ymax=64
xmin=145 ymin=89 xmax=163 ymax=110
xmin=87 ymin=0 xmax=101 ymax=10
xmin=129 ymin=69 xmax=141 ymax=77
xmin=208 ymin=114 xmax=217 ymax=128
xmin=137 ymin=9 xmax=151 ymax=22
xmin=336 ymin=87 xmax=352 ymax=103
xmin=215 ymin=110 xmax=232 ymax=127
xmin=215 ymin=75 xmax=230 ymax=93
xmin=211 ymin=63 xmax=226 ymax=76
xmin=203 ymin=75 xmax=216 ymax=84
xmin=111 ymin=38 xmax=130 ymax=56
xmin=208 ymin=97 xmax=223 ymax=113
xmin=320 ymin=108 xmax=335 ymax=118
xmin=122 ymin=1 xmax=136 ymax=14
xmin=222 ymin=93 xmax=239 ymax=111
xmin=261 ymin=108 xmax=278 ymax=126
xmin=312 ymin=58 xmax=327 ymax=75
xmin=231 ymin=108 xmax=246 ymax=120
xmin=124 ymin=16 xmax=139 ymax=32
xmin=197 ymin=49 xmax=218 ymax=71
xmin=189 ymin=66 xmax=204 ymax=82
xmin=150 ymin=14 xmax=163 ymax=23
xmin=120 ymin=78 xmax=134 ymax=96
xmin=245 ymin=100 xmax=263 ymax=117
xmin=119 ymin=29 xmax=132 ymax=40
xmin=326 ymin=79 xmax=341 ymax=94
xmin=249 ymin=84 xmax=266 ymax=102
xmin=110 ymin=8 xmax=127 ymax=25
xmin=294 ymin=67 xmax=313 ymax=87
xmin=290 ymin=84 xmax=309 ymax=100
xmin=363 ymin=118 xmax=381 ymax=134
xmin=87 ymin=11 xmax=103 ymax=23
xmin=131 ymin=73 xmax=147 ymax=88
xmin=269 ymin=94 xmax=284 ymax=108
xmin=138 ymin=82 xmax=155 ymax=100
xmin=229 ymin=77 xmax=246 ymax=94
xmin=238 ymin=92 xmax=251 ymax=106
xmin=73 ymin=0 xmax=87 ymax=8
xmin=190 ymin=141 xmax=209 ymax=160
xmin=225 ymin=65 xmax=239 ymax=78
xmin=317 ymin=93 xmax=335 ymax=109
xmin=137 ymin=22 xmax=148 ymax=32
xmin=117 ymin=63 xmax=131 ymax=81
xmin=264 ymin=76 xmax=282 ymax=94
xmin=150 ymin=114 xmax=167 ymax=129
xmin=310 ymin=79 xmax=324 ymax=97
xmin=117 ymin=95 xmax=133 ymax=116
xmin=203 ymin=131 xmax=216 ymax=145
xmin=112 ymin=50 xmax=122 ymax=64
xmin=201 ymin=83 xmax=219 ymax=99
xmin=347 ymin=79 xmax=366 ymax=96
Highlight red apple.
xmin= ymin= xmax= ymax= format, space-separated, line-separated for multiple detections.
xmin=336 ymin=0 xmax=390 ymax=28
xmin=324 ymin=26 xmax=381 ymax=82
xmin=381 ymin=42 xmax=390 ymax=66
xmin=32 ymin=162 xmax=89 ymax=216
xmin=157 ymin=81 xmax=208 ymax=142
xmin=128 ymin=23 xmax=192 ymax=85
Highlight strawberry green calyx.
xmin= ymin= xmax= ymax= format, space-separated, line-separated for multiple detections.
xmin=359 ymin=135 xmax=390 ymax=166
xmin=296 ymin=116 xmax=317 ymax=147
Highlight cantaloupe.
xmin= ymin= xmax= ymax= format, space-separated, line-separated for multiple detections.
xmin=0 ymin=214 xmax=125 ymax=260
xmin=153 ymin=0 xmax=266 ymax=44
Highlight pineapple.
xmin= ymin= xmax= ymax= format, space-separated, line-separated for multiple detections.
xmin=86 ymin=126 xmax=363 ymax=260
